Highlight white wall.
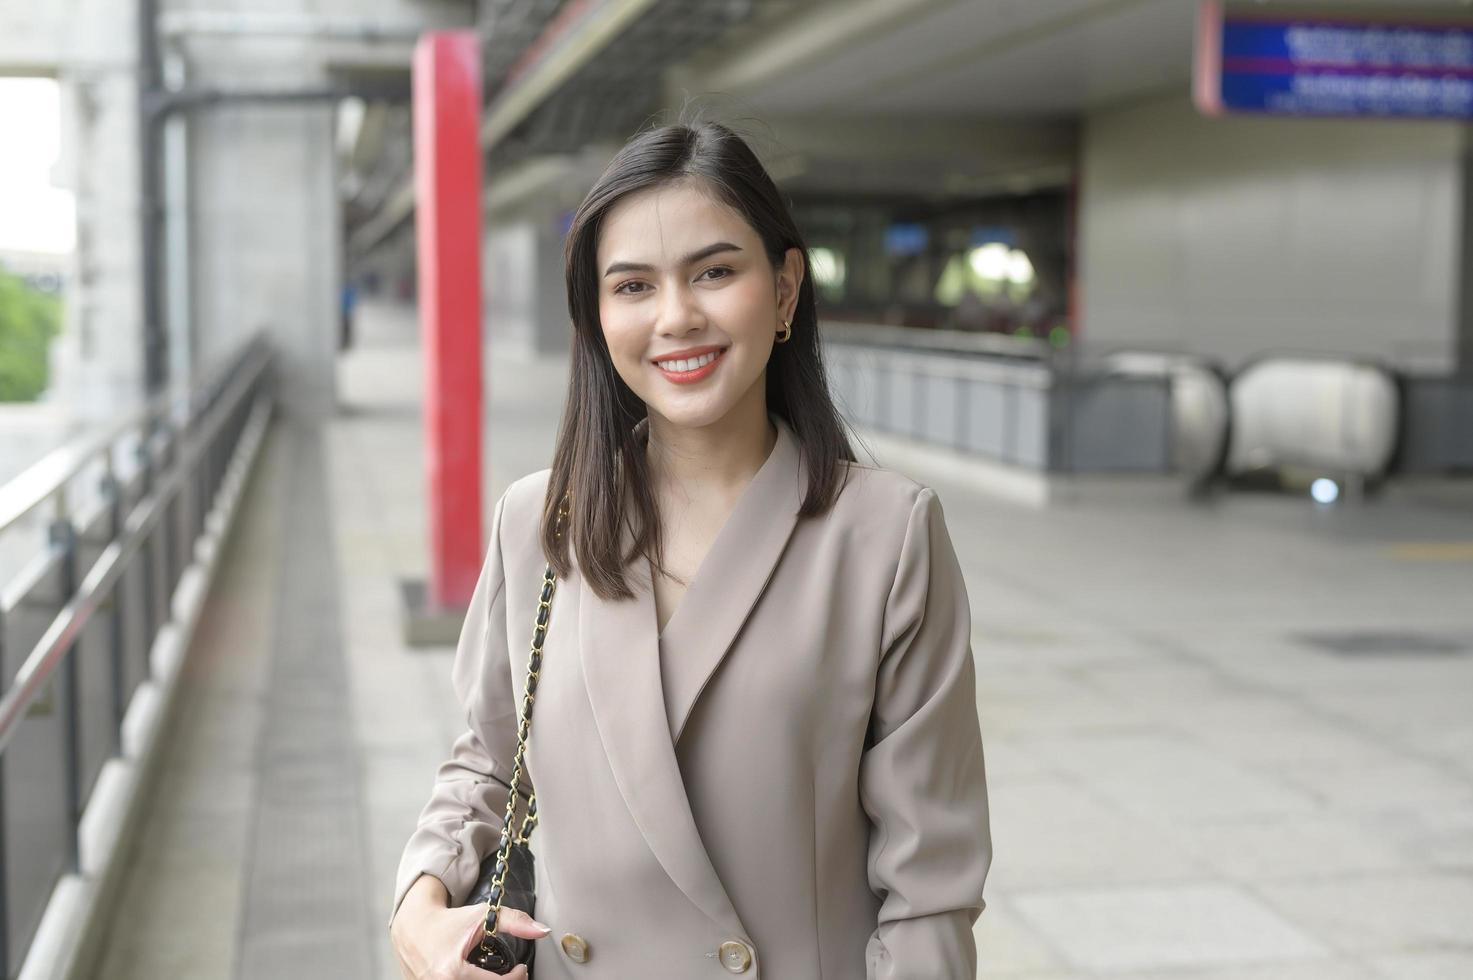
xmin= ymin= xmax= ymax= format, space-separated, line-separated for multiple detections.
xmin=1078 ymin=93 xmax=1466 ymax=373
xmin=2 ymin=0 xmax=146 ymax=418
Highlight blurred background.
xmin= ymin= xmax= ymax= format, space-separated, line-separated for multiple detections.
xmin=2 ymin=1 xmax=1472 ymax=978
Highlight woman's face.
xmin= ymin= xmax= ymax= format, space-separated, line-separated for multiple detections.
xmin=595 ymin=180 xmax=802 ymax=433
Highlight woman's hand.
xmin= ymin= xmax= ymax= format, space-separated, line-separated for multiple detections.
xmin=391 ymin=875 xmax=551 ymax=979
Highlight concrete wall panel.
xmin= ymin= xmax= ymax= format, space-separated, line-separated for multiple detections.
xmin=1078 ymin=94 xmax=1464 ymax=374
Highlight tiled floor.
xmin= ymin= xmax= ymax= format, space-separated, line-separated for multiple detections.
xmin=92 ymin=301 xmax=1473 ymax=979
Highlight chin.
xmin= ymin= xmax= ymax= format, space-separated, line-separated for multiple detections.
xmin=649 ymin=403 xmax=730 ymax=430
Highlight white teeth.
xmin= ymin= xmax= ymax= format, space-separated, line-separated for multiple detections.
xmin=657 ymin=350 xmax=720 ymax=372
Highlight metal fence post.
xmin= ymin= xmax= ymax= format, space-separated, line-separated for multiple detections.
xmin=101 ymin=470 xmax=127 ymax=757
xmin=134 ymin=436 xmax=157 ymax=677
xmin=49 ymin=516 xmax=83 ymax=875
xmin=155 ymin=423 xmax=176 ymax=601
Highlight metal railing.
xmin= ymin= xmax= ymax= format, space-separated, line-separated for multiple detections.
xmin=0 ymin=335 xmax=275 ymax=979
xmin=822 ymin=328 xmax=1174 ymax=475
xmin=822 ymin=325 xmax=1473 ymax=486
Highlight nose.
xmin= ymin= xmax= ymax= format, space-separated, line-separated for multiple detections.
xmin=654 ymin=279 xmax=706 ymax=336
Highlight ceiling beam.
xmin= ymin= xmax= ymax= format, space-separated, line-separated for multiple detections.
xmin=669 ymin=0 xmax=964 ymax=98
xmin=760 ymin=113 xmax=1075 ymax=161
xmin=351 ymin=0 xmax=659 ymax=258
xmin=482 ymin=0 xmax=660 ymax=149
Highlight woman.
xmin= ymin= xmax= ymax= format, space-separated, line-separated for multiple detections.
xmin=388 ymin=119 xmax=992 ymax=979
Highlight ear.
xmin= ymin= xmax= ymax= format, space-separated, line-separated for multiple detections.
xmin=776 ymin=247 xmax=805 ymax=322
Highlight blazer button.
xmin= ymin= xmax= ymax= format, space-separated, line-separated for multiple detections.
xmin=560 ymin=932 xmax=590 ymax=963
xmin=718 ymin=939 xmax=752 ymax=973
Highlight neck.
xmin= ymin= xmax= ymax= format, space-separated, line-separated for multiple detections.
xmin=644 ymin=400 xmax=778 ymax=497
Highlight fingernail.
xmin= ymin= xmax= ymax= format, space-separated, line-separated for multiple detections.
xmin=532 ymin=920 xmax=551 ymax=935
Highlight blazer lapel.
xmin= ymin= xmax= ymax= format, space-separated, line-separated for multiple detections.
xmin=576 ymin=412 xmax=807 ymax=933
xmin=659 ymin=413 xmax=806 ymax=744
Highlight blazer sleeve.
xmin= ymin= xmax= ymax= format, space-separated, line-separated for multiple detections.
xmin=860 ymin=487 xmax=992 ymax=980
xmin=387 ymin=487 xmax=533 ymax=928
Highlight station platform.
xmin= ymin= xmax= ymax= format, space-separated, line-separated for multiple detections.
xmin=90 ymin=302 xmax=1473 ymax=980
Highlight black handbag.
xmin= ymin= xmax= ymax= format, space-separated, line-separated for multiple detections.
xmin=461 ymin=491 xmax=569 ymax=975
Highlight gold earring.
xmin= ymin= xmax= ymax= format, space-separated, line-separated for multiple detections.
xmin=776 ymin=318 xmax=792 ymax=343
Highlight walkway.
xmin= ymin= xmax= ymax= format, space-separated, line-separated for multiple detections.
xmin=91 ymin=301 xmax=1473 ymax=979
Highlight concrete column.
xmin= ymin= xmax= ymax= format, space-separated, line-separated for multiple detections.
xmin=483 ymin=217 xmax=570 ymax=358
xmin=188 ymin=91 xmax=341 ymax=418
xmin=29 ymin=1 xmax=148 ymax=420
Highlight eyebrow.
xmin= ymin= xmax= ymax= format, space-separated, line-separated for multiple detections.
xmin=602 ymin=241 xmax=743 ymax=278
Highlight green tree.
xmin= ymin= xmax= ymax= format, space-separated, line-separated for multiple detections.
xmin=0 ymin=267 xmax=63 ymax=401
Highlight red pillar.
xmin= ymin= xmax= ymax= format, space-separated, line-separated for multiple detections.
xmin=413 ymin=31 xmax=483 ymax=609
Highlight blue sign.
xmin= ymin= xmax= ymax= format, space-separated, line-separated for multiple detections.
xmin=883 ymin=223 xmax=929 ymax=257
xmin=1195 ymin=1 xmax=1473 ymax=120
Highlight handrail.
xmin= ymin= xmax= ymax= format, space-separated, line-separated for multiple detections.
xmin=0 ymin=400 xmax=156 ymax=534
xmin=0 ymin=333 xmax=260 ymax=536
xmin=826 ymin=340 xmax=1054 ymax=389
xmin=0 ymin=331 xmax=276 ymax=977
xmin=820 ymin=319 xmax=1052 ymax=360
xmin=823 ymin=328 xmax=1175 ymax=476
xmin=0 ymin=341 xmax=271 ymax=753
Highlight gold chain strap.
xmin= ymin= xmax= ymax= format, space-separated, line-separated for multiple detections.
xmin=480 ymin=489 xmax=571 ymax=957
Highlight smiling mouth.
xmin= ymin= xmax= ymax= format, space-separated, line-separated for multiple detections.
xmin=654 ymin=348 xmax=726 ymax=372
xmin=653 ymin=347 xmax=728 ymax=381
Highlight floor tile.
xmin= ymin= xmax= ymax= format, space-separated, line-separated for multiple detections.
xmin=1011 ymin=882 xmax=1326 ymax=973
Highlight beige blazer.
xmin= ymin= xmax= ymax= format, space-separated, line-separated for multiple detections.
xmin=390 ymin=412 xmax=992 ymax=979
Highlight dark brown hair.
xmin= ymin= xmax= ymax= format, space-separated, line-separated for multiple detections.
xmin=539 ymin=118 xmax=858 ymax=600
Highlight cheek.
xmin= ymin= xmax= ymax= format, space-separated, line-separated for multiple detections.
xmin=598 ymin=302 xmax=644 ymax=362
xmin=711 ymin=278 xmax=775 ymax=336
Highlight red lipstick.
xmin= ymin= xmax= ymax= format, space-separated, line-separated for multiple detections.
xmin=652 ymin=346 xmax=727 ymax=385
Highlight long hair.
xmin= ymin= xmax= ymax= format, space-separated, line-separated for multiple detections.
xmin=540 ymin=118 xmax=857 ymax=600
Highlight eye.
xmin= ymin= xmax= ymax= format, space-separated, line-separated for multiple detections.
xmin=699 ymin=265 xmax=733 ymax=282
xmin=613 ymin=279 xmax=648 ymax=296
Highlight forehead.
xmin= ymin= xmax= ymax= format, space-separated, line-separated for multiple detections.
xmin=596 ymin=181 xmax=754 ymax=261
